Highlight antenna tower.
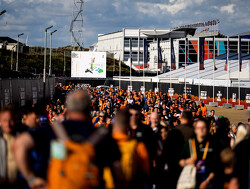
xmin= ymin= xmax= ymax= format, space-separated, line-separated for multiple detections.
xmin=70 ymin=0 xmax=84 ymax=50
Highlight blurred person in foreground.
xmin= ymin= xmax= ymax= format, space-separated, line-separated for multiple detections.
xmin=0 ymin=105 xmax=19 ymax=188
xmin=159 ymin=111 xmax=194 ymax=189
xmin=179 ymin=119 xmax=215 ymax=189
xmin=104 ymin=109 xmax=150 ymax=189
xmin=13 ymin=90 xmax=123 ymax=189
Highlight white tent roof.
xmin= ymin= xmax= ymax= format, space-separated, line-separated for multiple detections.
xmin=157 ymin=53 xmax=250 ymax=80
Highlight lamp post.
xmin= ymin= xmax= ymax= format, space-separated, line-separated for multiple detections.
xmin=16 ymin=33 xmax=24 ymax=71
xmin=49 ymin=29 xmax=57 ymax=76
xmin=11 ymin=45 xmax=16 ymax=70
xmin=0 ymin=10 xmax=6 ymax=16
xmin=43 ymin=25 xmax=53 ymax=99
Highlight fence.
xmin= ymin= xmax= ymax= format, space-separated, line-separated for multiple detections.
xmin=0 ymin=77 xmax=55 ymax=108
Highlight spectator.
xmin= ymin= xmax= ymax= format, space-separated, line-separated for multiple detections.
xmin=0 ymin=105 xmax=19 ymax=187
xmin=179 ymin=119 xmax=215 ymax=188
xmin=13 ymin=90 xmax=123 ymax=189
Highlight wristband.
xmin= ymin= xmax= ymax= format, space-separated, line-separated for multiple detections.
xmin=27 ymin=176 xmax=36 ymax=185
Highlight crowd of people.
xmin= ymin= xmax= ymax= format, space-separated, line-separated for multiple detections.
xmin=0 ymin=82 xmax=250 ymax=189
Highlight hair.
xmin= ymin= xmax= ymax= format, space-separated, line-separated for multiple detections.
xmin=128 ymin=104 xmax=140 ymax=111
xmin=196 ymin=118 xmax=209 ymax=130
xmin=0 ymin=104 xmax=15 ymax=117
xmin=66 ymin=90 xmax=90 ymax=115
xmin=248 ymin=118 xmax=250 ymax=122
xmin=181 ymin=111 xmax=193 ymax=120
xmin=114 ymin=109 xmax=130 ymax=130
xmin=22 ymin=104 xmax=40 ymax=116
xmin=220 ymin=148 xmax=234 ymax=168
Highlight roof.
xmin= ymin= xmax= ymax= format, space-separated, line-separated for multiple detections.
xmin=0 ymin=36 xmax=24 ymax=45
xmin=157 ymin=53 xmax=250 ymax=80
xmin=230 ymin=31 xmax=250 ymax=38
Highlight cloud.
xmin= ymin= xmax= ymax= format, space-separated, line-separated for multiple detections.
xmin=0 ymin=0 xmax=248 ymax=48
xmin=220 ymin=4 xmax=235 ymax=14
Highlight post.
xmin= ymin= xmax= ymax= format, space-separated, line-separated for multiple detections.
xmin=213 ymin=36 xmax=215 ymax=102
xmin=198 ymin=37 xmax=200 ymax=101
xmin=143 ymin=38 xmax=145 ymax=88
xmin=119 ymin=55 xmax=121 ymax=89
xmin=16 ymin=33 xmax=24 ymax=71
xmin=49 ymin=33 xmax=52 ymax=76
xmin=170 ymin=38 xmax=172 ymax=88
xmin=43 ymin=25 xmax=53 ymax=99
xmin=113 ymin=53 xmax=115 ymax=76
xmin=185 ymin=38 xmax=187 ymax=99
xmin=157 ymin=38 xmax=159 ymax=89
xmin=130 ymin=39 xmax=132 ymax=86
xmin=138 ymin=29 xmax=140 ymax=76
xmin=63 ymin=50 xmax=66 ymax=75
xmin=238 ymin=35 xmax=240 ymax=105
xmin=49 ymin=30 xmax=57 ymax=76
xmin=227 ymin=37 xmax=229 ymax=104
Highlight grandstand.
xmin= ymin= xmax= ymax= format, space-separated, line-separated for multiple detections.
xmin=156 ymin=53 xmax=250 ymax=87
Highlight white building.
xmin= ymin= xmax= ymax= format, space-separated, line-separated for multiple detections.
xmin=97 ymin=28 xmax=195 ymax=70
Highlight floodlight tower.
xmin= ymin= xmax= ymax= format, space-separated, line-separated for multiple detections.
xmin=70 ymin=0 xmax=84 ymax=50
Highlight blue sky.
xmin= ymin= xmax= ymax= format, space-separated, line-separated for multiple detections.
xmin=0 ymin=0 xmax=249 ymax=48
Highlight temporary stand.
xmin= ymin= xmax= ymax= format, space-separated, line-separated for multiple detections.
xmin=210 ymin=36 xmax=218 ymax=107
xmin=223 ymin=37 xmax=232 ymax=108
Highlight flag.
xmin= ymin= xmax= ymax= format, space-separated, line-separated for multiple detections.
xmin=238 ymin=36 xmax=242 ymax=72
xmin=143 ymin=39 xmax=148 ymax=68
xmin=213 ymin=37 xmax=217 ymax=70
xmin=129 ymin=39 xmax=133 ymax=68
xmin=185 ymin=38 xmax=189 ymax=64
xmin=171 ymin=38 xmax=176 ymax=70
xmin=199 ymin=37 xmax=205 ymax=70
xmin=224 ymin=37 xmax=229 ymax=71
xmin=158 ymin=39 xmax=162 ymax=69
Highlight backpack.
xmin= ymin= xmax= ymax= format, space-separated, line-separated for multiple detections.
xmin=119 ymin=139 xmax=138 ymax=182
xmin=103 ymin=139 xmax=137 ymax=188
xmin=47 ymin=121 xmax=108 ymax=189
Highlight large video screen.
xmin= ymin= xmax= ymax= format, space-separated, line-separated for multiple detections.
xmin=71 ymin=51 xmax=106 ymax=78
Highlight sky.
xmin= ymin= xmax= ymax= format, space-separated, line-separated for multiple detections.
xmin=0 ymin=0 xmax=249 ymax=48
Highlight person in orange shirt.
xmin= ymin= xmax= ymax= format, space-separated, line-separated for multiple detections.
xmin=92 ymin=111 xmax=100 ymax=124
xmin=94 ymin=111 xmax=106 ymax=128
xmin=200 ymin=103 xmax=207 ymax=117
xmin=106 ymin=109 xmax=150 ymax=188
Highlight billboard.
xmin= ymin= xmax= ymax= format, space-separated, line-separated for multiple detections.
xmin=71 ymin=51 xmax=106 ymax=78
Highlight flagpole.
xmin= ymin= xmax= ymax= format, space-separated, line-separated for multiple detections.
xmin=130 ymin=39 xmax=132 ymax=86
xmin=185 ymin=38 xmax=187 ymax=99
xmin=119 ymin=55 xmax=121 ymax=89
xmin=227 ymin=36 xmax=229 ymax=104
xmin=213 ymin=36 xmax=215 ymax=103
xmin=143 ymin=38 xmax=145 ymax=88
xmin=238 ymin=35 xmax=240 ymax=105
xmin=198 ymin=37 xmax=200 ymax=102
xmin=157 ymin=38 xmax=159 ymax=90
xmin=170 ymin=38 xmax=172 ymax=89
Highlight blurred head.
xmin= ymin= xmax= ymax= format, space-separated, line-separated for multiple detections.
xmin=210 ymin=110 xmax=215 ymax=117
xmin=195 ymin=119 xmax=209 ymax=140
xmin=65 ymin=90 xmax=91 ymax=121
xmin=150 ymin=111 xmax=159 ymax=128
xmin=113 ymin=109 xmax=130 ymax=133
xmin=22 ymin=105 xmax=40 ymax=128
xmin=128 ymin=105 xmax=140 ymax=127
xmin=180 ymin=111 xmax=193 ymax=125
xmin=160 ymin=127 xmax=168 ymax=141
xmin=0 ymin=105 xmax=15 ymax=135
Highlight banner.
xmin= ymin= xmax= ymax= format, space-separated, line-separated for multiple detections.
xmin=158 ymin=39 xmax=162 ymax=69
xmin=143 ymin=39 xmax=148 ymax=68
xmin=185 ymin=38 xmax=189 ymax=69
xmin=129 ymin=39 xmax=133 ymax=68
xmin=71 ymin=51 xmax=106 ymax=78
xmin=239 ymin=36 xmax=242 ymax=72
xmin=199 ymin=37 xmax=205 ymax=70
xmin=171 ymin=38 xmax=176 ymax=70
xmin=213 ymin=37 xmax=217 ymax=70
